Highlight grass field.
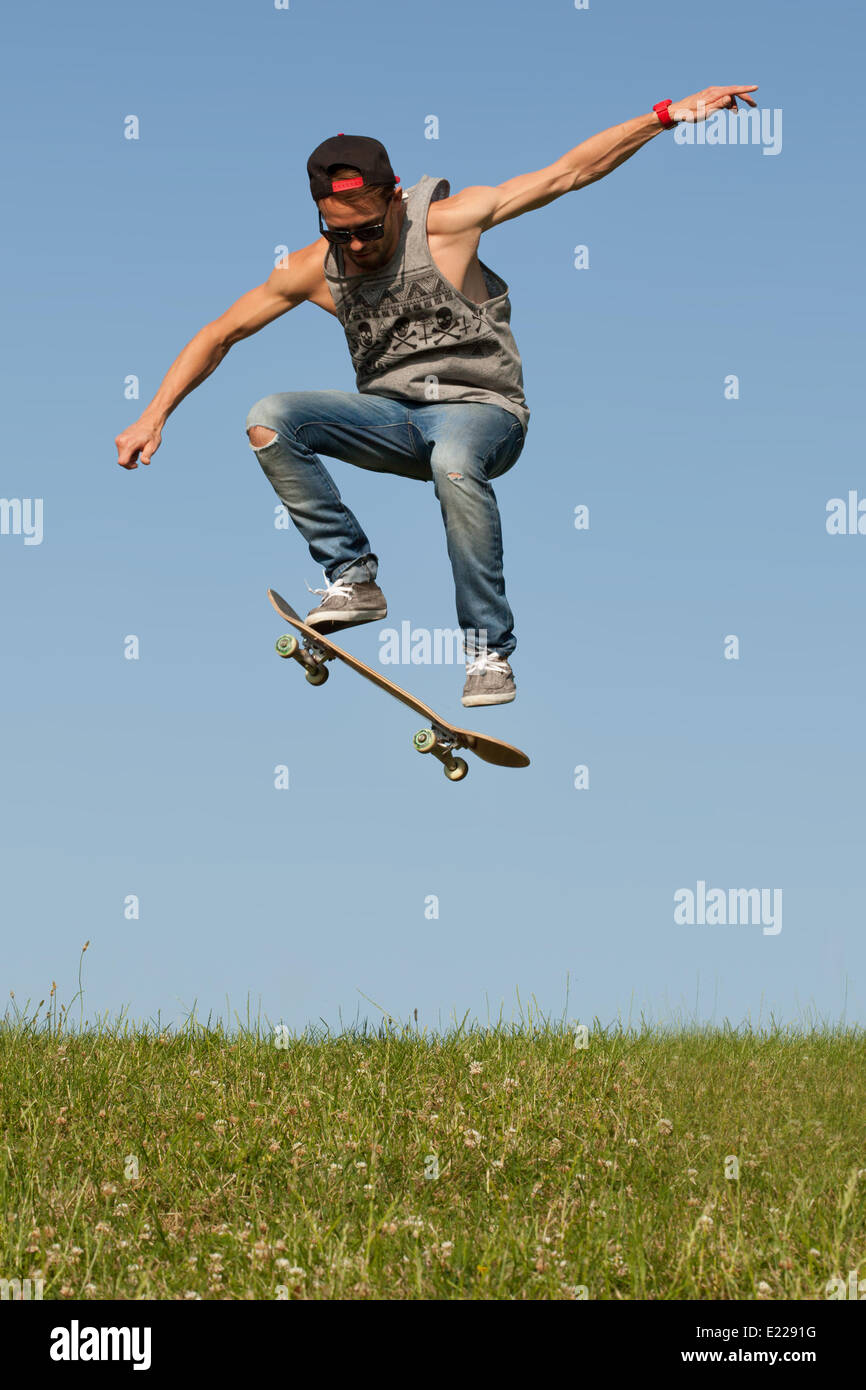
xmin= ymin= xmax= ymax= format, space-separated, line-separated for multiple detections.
xmin=2 ymin=994 xmax=865 ymax=1300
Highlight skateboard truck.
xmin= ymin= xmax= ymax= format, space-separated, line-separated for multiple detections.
xmin=275 ymin=632 xmax=330 ymax=686
xmin=412 ymin=727 xmax=469 ymax=781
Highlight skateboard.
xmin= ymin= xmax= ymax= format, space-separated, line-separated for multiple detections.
xmin=268 ymin=589 xmax=530 ymax=781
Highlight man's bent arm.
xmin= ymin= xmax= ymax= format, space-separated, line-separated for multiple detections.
xmin=115 ymin=245 xmax=319 ymax=469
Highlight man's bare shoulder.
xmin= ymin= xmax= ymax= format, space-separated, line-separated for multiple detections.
xmin=426 ymin=185 xmax=500 ymax=238
xmin=269 ymin=236 xmax=330 ymax=299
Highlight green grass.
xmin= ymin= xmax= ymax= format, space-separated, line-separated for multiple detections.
xmin=2 ymin=1000 xmax=865 ymax=1300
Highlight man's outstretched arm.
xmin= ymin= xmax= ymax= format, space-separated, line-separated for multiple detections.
xmin=442 ymin=85 xmax=759 ymax=233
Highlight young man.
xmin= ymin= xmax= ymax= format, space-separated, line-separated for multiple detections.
xmin=116 ymin=85 xmax=757 ymax=706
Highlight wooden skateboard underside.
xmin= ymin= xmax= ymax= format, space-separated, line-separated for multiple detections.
xmin=268 ymin=589 xmax=529 ymax=775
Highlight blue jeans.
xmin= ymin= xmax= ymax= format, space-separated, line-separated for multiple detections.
xmin=245 ymin=390 xmax=525 ymax=657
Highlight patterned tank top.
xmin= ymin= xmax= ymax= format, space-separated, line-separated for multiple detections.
xmin=323 ymin=174 xmax=530 ymax=435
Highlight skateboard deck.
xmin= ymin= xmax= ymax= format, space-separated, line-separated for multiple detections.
xmin=268 ymin=589 xmax=529 ymax=780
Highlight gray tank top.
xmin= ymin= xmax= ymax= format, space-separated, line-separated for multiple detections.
xmin=323 ymin=174 xmax=529 ymax=435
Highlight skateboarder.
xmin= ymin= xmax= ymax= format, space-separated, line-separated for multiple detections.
xmin=115 ymin=86 xmax=757 ymax=706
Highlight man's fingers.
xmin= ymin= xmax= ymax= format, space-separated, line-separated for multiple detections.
xmin=709 ymin=91 xmax=754 ymax=115
xmin=116 ymin=435 xmax=159 ymax=469
xmin=705 ymin=85 xmax=758 ymax=108
xmin=116 ymin=446 xmax=141 ymax=469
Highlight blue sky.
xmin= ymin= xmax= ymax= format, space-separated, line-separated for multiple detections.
xmin=2 ymin=0 xmax=864 ymax=1034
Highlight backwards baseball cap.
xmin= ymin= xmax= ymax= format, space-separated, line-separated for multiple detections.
xmin=307 ymin=133 xmax=399 ymax=203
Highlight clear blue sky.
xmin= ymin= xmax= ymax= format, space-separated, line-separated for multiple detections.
xmin=2 ymin=0 xmax=864 ymax=1034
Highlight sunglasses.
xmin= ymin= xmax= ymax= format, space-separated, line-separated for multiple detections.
xmin=317 ymin=203 xmax=390 ymax=245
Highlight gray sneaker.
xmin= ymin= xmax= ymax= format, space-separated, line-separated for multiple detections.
xmin=305 ymin=575 xmax=387 ymax=633
xmin=461 ymin=651 xmax=515 ymax=707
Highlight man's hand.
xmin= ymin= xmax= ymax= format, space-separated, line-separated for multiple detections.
xmin=670 ymin=85 xmax=759 ymax=123
xmin=115 ymin=416 xmax=164 ymax=470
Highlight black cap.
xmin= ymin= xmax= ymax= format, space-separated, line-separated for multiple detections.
xmin=307 ymin=133 xmax=399 ymax=203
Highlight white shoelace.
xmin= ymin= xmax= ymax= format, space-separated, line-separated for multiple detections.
xmin=306 ymin=571 xmax=353 ymax=604
xmin=465 ymin=650 xmax=509 ymax=677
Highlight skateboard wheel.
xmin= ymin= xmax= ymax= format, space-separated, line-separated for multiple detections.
xmin=305 ymin=663 xmax=329 ymax=686
xmin=276 ymin=635 xmax=299 ymax=658
xmin=444 ymin=757 xmax=469 ymax=781
xmin=413 ymin=728 xmax=437 ymax=754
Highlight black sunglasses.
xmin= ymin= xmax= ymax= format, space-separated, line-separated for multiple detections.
xmin=317 ymin=202 xmax=391 ymax=245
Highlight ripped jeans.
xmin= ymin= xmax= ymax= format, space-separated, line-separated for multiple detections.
xmin=245 ymin=390 xmax=525 ymax=657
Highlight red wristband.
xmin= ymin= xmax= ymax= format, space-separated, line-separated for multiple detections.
xmin=653 ymin=99 xmax=676 ymax=129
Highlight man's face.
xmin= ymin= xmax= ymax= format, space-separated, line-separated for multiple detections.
xmin=318 ymin=187 xmax=403 ymax=272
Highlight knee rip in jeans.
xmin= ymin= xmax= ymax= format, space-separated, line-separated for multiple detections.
xmin=247 ymin=425 xmax=278 ymax=449
xmin=446 ymin=471 xmax=464 ymax=482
